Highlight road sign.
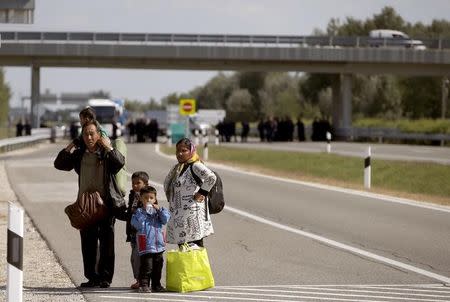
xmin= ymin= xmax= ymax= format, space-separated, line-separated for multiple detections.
xmin=179 ymin=99 xmax=196 ymax=116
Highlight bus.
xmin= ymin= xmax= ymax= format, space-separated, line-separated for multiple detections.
xmin=87 ymin=98 xmax=124 ymax=137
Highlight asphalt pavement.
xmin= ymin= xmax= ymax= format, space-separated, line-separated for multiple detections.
xmin=2 ymin=140 xmax=450 ymax=302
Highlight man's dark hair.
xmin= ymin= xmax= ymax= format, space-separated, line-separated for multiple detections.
xmin=82 ymin=119 xmax=100 ymax=133
xmin=131 ymin=171 xmax=149 ymax=183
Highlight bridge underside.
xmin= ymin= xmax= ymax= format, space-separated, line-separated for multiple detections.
xmin=1 ymin=43 xmax=449 ymax=132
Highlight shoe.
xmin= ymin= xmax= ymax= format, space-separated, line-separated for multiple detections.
xmin=152 ymin=285 xmax=167 ymax=292
xmin=139 ymin=286 xmax=151 ymax=293
xmin=80 ymin=279 xmax=99 ymax=288
xmin=99 ymin=281 xmax=110 ymax=288
xmin=130 ymin=280 xmax=140 ymax=289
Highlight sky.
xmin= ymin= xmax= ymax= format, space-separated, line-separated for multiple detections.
xmin=2 ymin=0 xmax=450 ymax=107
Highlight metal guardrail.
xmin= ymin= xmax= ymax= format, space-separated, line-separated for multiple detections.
xmin=0 ymin=128 xmax=65 ymax=153
xmin=1 ymin=31 xmax=449 ymax=49
xmin=339 ymin=127 xmax=450 ymax=143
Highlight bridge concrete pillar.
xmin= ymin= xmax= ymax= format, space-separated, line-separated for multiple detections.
xmin=332 ymin=73 xmax=352 ymax=140
xmin=30 ymin=65 xmax=40 ymax=128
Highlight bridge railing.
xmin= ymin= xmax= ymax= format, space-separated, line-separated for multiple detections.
xmin=1 ymin=31 xmax=450 ymax=49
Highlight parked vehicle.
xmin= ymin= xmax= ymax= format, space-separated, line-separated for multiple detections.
xmin=368 ymin=29 xmax=426 ymax=50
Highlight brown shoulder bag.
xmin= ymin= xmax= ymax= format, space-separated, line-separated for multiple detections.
xmin=65 ymin=191 xmax=108 ymax=230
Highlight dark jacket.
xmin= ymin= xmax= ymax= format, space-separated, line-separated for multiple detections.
xmin=54 ymin=146 xmax=125 ymax=213
xmin=125 ymin=190 xmax=141 ymax=242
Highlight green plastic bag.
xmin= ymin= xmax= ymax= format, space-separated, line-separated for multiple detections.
xmin=112 ymin=138 xmax=127 ymax=196
xmin=166 ymin=247 xmax=215 ymax=293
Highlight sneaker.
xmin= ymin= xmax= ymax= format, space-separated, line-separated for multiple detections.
xmin=139 ymin=286 xmax=151 ymax=293
xmin=130 ymin=280 xmax=140 ymax=289
xmin=99 ymin=281 xmax=110 ymax=288
xmin=152 ymin=285 xmax=167 ymax=292
xmin=80 ymin=279 xmax=99 ymax=288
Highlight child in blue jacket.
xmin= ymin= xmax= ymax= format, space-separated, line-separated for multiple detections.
xmin=131 ymin=185 xmax=170 ymax=293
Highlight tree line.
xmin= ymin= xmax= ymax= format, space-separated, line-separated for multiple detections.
xmin=149 ymin=6 xmax=450 ymax=123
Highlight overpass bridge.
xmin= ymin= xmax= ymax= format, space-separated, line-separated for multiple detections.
xmin=1 ymin=31 xmax=450 ymax=134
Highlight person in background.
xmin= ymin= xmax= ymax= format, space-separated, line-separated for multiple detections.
xmin=16 ymin=119 xmax=23 ymax=137
xmin=24 ymin=120 xmax=31 ymax=135
xmin=125 ymin=171 xmax=149 ymax=289
xmin=131 ymin=185 xmax=170 ymax=293
xmin=164 ymin=138 xmax=216 ymax=248
xmin=54 ymin=120 xmax=125 ymax=288
xmin=296 ymin=115 xmax=305 ymax=142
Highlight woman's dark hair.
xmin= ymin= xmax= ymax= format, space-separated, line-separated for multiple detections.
xmin=176 ymin=137 xmax=193 ymax=148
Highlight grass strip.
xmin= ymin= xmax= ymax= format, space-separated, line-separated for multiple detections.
xmin=161 ymin=145 xmax=450 ymax=205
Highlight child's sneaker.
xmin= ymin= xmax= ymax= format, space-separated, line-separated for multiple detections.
xmin=152 ymin=285 xmax=167 ymax=292
xmin=139 ymin=285 xmax=151 ymax=293
xmin=130 ymin=280 xmax=140 ymax=289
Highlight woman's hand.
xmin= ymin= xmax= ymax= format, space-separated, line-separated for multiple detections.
xmin=194 ymin=192 xmax=205 ymax=202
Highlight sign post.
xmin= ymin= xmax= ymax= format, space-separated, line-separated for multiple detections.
xmin=179 ymin=99 xmax=196 ymax=138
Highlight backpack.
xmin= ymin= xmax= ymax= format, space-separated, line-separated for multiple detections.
xmin=112 ymin=138 xmax=127 ymax=196
xmin=190 ymin=164 xmax=225 ymax=214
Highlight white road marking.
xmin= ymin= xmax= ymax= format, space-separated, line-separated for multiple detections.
xmin=154 ymin=144 xmax=450 ymax=284
xmin=99 ymin=284 xmax=450 ymax=301
xmin=224 ymin=205 xmax=450 ymax=284
xmin=155 ymin=144 xmax=450 ymax=214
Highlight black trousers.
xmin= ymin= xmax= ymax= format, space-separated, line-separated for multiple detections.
xmin=80 ymin=215 xmax=115 ymax=283
xmin=139 ymin=251 xmax=164 ymax=288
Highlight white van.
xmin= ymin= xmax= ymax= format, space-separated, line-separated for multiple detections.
xmin=368 ymin=29 xmax=426 ymax=50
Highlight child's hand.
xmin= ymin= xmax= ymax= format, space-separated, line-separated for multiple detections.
xmin=98 ymin=137 xmax=112 ymax=150
xmin=152 ymin=203 xmax=160 ymax=210
xmin=65 ymin=142 xmax=75 ymax=153
xmin=194 ymin=192 xmax=205 ymax=202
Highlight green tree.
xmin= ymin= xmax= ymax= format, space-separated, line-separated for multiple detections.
xmin=238 ymin=71 xmax=267 ymax=119
xmin=400 ymin=77 xmax=442 ymax=119
xmin=0 ymin=68 xmax=12 ymax=128
xmin=260 ymin=72 xmax=302 ymax=118
xmin=225 ymin=89 xmax=254 ymax=121
xmin=193 ymin=72 xmax=237 ymax=109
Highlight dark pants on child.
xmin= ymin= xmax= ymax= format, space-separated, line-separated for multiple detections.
xmin=80 ymin=216 xmax=115 ymax=283
xmin=139 ymin=251 xmax=164 ymax=288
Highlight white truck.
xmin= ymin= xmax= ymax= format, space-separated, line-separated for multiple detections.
xmin=368 ymin=29 xmax=426 ymax=50
xmin=87 ymin=98 xmax=124 ymax=137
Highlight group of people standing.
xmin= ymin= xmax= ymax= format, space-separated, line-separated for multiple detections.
xmin=15 ymin=120 xmax=32 ymax=137
xmin=126 ymin=118 xmax=159 ymax=143
xmin=54 ymin=109 xmax=216 ymax=293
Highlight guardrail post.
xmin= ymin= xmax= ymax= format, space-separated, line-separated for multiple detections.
xmin=166 ymin=129 xmax=172 ymax=147
xmin=194 ymin=129 xmax=200 ymax=146
xmin=364 ymin=146 xmax=371 ymax=189
xmin=203 ymin=141 xmax=209 ymax=161
xmin=326 ymin=132 xmax=332 ymax=153
xmin=214 ymin=129 xmax=220 ymax=145
xmin=7 ymin=202 xmax=24 ymax=302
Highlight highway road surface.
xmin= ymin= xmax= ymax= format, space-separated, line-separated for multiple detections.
xmin=223 ymin=141 xmax=450 ymax=165
xmin=3 ymin=141 xmax=450 ymax=302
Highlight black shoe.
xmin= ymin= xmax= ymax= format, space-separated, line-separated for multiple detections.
xmin=99 ymin=281 xmax=110 ymax=288
xmin=80 ymin=280 xmax=99 ymax=288
xmin=152 ymin=285 xmax=166 ymax=292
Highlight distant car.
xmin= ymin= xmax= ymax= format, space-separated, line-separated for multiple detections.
xmin=368 ymin=29 xmax=426 ymax=50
